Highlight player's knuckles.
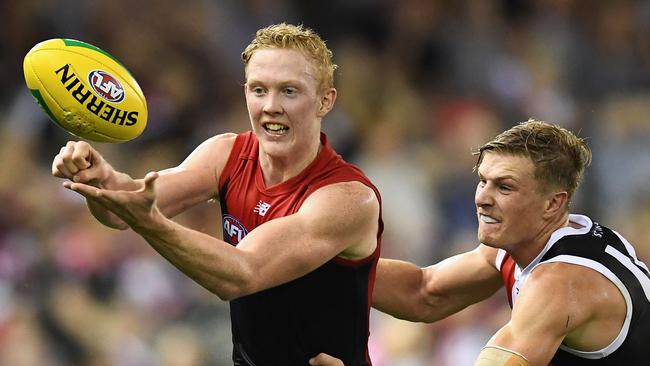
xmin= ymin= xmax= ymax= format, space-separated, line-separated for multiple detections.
xmin=52 ymin=167 xmax=66 ymax=177
xmin=60 ymin=146 xmax=75 ymax=162
xmin=72 ymin=154 xmax=91 ymax=169
xmin=53 ymin=159 xmax=73 ymax=178
xmin=63 ymin=160 xmax=80 ymax=174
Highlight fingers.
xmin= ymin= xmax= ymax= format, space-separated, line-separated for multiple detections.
xmin=309 ymin=353 xmax=345 ymax=366
xmin=63 ymin=181 xmax=104 ymax=199
xmin=61 ymin=141 xmax=86 ymax=176
xmin=70 ymin=141 xmax=92 ymax=169
xmin=52 ymin=141 xmax=94 ymax=180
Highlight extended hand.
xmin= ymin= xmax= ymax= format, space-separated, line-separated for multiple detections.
xmin=64 ymin=171 xmax=164 ymax=232
xmin=309 ymin=353 xmax=344 ymax=366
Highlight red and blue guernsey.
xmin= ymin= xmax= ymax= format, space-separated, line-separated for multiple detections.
xmin=218 ymin=131 xmax=383 ymax=366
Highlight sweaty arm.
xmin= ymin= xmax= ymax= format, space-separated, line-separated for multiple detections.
xmin=152 ymin=133 xmax=236 ymax=217
xmin=67 ymin=175 xmax=380 ymax=300
xmin=373 ymin=245 xmax=503 ymax=322
xmin=146 ymin=181 xmax=378 ymax=299
xmin=62 ymin=134 xmax=234 ymax=229
xmin=479 ymin=262 xmax=601 ymax=366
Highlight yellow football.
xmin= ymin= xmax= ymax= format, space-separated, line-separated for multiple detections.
xmin=23 ymin=39 xmax=147 ymax=143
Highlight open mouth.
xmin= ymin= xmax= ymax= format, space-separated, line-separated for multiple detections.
xmin=263 ymin=122 xmax=289 ymax=135
xmin=479 ymin=214 xmax=499 ymax=224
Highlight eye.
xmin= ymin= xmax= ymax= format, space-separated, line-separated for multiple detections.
xmin=283 ymin=87 xmax=297 ymax=96
xmin=477 ymin=179 xmax=486 ymax=188
xmin=499 ymin=185 xmax=512 ymax=192
xmin=250 ymin=86 xmax=266 ymax=96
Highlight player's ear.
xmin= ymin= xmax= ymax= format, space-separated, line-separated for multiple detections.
xmin=317 ymin=88 xmax=336 ymax=117
xmin=543 ymin=190 xmax=568 ymax=219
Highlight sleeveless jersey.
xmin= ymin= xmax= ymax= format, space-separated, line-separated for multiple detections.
xmin=218 ymin=131 xmax=383 ymax=366
xmin=495 ymin=214 xmax=650 ymax=365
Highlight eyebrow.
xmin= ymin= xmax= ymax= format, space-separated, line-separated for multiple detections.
xmin=477 ymin=171 xmax=519 ymax=182
xmin=246 ymin=79 xmax=307 ymax=87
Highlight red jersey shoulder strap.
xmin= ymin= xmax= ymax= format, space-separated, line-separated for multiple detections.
xmin=219 ymin=131 xmax=257 ymax=190
xmin=498 ymin=251 xmax=517 ymax=308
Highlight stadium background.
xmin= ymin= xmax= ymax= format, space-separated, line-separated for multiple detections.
xmin=1 ymin=0 xmax=650 ymax=365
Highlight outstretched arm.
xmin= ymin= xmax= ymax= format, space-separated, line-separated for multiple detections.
xmin=52 ymin=134 xmax=235 ymax=229
xmin=309 ymin=246 xmax=504 ymax=366
xmin=64 ymin=175 xmax=380 ymax=300
xmin=373 ymin=245 xmax=503 ymax=322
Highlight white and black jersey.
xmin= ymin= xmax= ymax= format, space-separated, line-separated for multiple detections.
xmin=495 ymin=214 xmax=650 ymax=365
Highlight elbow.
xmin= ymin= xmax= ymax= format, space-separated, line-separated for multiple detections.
xmin=212 ymin=281 xmax=253 ymax=301
xmin=214 ymin=287 xmax=238 ymax=301
xmin=393 ymin=307 xmax=441 ymax=324
xmin=209 ymin=263 xmax=257 ymax=301
xmin=374 ymin=300 xmax=440 ymax=324
xmin=414 ymin=311 xmax=444 ymax=324
xmin=213 ymin=281 xmax=249 ymax=301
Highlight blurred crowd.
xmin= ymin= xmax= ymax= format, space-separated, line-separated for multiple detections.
xmin=1 ymin=0 xmax=650 ymax=365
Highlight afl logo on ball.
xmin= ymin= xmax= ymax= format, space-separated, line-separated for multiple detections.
xmin=88 ymin=70 xmax=125 ymax=103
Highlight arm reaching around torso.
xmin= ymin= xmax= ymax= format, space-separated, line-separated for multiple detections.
xmin=373 ymin=245 xmax=503 ymax=322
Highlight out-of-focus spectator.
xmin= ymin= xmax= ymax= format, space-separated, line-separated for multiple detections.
xmin=1 ymin=1 xmax=649 ymax=364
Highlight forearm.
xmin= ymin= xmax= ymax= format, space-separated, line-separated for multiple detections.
xmin=374 ymin=249 xmax=502 ymax=323
xmin=135 ymin=215 xmax=252 ymax=300
xmin=373 ymin=259 xmax=437 ymax=322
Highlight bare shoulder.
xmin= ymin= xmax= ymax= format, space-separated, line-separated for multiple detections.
xmin=526 ymin=261 xmax=626 ymax=348
xmin=527 ymin=261 xmax=615 ymax=301
xmin=303 ymin=181 xmax=379 ymax=222
xmin=519 ymin=262 xmax=617 ymax=331
xmin=153 ymin=133 xmax=239 ymax=213
xmin=301 ymin=181 xmax=380 ymax=259
xmin=182 ymin=133 xmax=237 ymax=165
xmin=489 ymin=262 xmax=625 ymax=364
xmin=175 ymin=132 xmax=238 ymax=176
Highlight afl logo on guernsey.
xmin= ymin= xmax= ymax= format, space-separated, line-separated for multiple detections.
xmin=223 ymin=214 xmax=248 ymax=245
xmin=88 ymin=70 xmax=125 ymax=103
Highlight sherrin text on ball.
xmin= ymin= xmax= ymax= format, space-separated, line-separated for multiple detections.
xmin=23 ymin=38 xmax=147 ymax=143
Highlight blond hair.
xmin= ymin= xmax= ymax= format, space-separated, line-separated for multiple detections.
xmin=474 ymin=119 xmax=592 ymax=201
xmin=241 ymin=23 xmax=337 ymax=91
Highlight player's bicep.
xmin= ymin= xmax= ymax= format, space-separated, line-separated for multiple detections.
xmin=155 ymin=134 xmax=236 ymax=216
xmin=176 ymin=133 xmax=237 ymax=175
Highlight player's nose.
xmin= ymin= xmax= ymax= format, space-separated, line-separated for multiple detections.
xmin=263 ymin=91 xmax=283 ymax=115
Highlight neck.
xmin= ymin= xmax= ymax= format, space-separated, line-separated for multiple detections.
xmin=510 ymin=213 xmax=570 ymax=268
xmin=260 ymin=138 xmax=322 ymax=187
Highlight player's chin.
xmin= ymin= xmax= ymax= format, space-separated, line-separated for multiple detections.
xmin=477 ymin=229 xmax=499 ymax=247
xmin=259 ymin=137 xmax=292 ymax=156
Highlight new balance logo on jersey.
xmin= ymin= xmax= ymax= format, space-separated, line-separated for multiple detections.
xmin=254 ymin=201 xmax=271 ymax=216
